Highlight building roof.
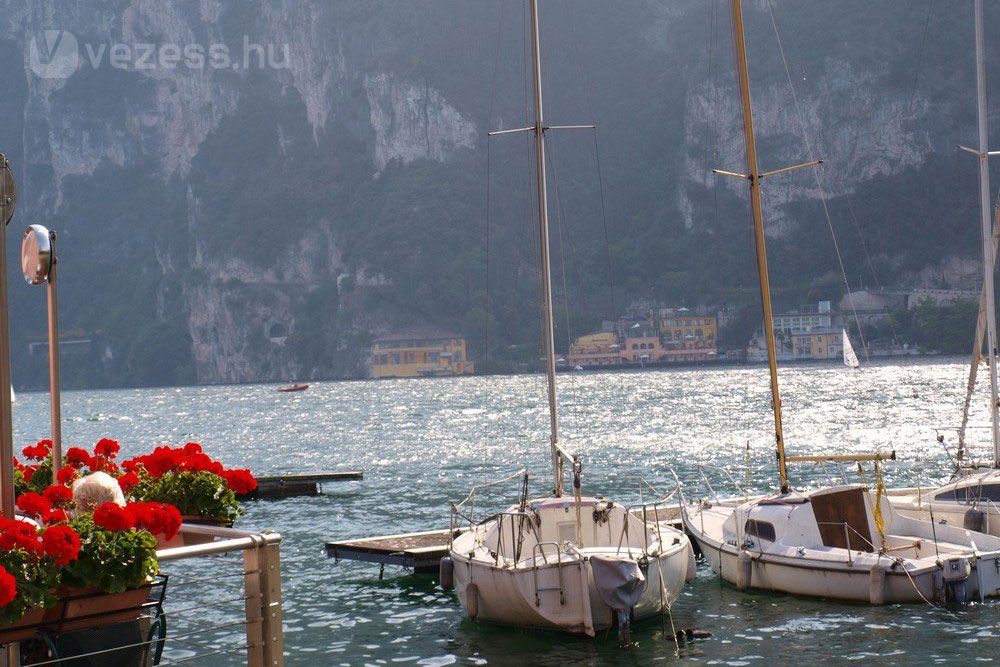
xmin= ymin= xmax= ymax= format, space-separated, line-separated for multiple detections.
xmin=373 ymin=328 xmax=463 ymax=344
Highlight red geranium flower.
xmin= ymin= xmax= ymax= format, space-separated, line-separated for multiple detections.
xmin=222 ymin=469 xmax=257 ymax=495
xmin=41 ymin=524 xmax=80 ymax=566
xmin=42 ymin=484 xmax=73 ymax=507
xmin=117 ymin=471 xmax=140 ymax=494
xmin=183 ymin=442 xmax=203 ymax=455
xmin=129 ymin=502 xmax=182 ymax=541
xmin=16 ymin=492 xmax=51 ymax=518
xmin=22 ymin=466 xmax=37 ymax=483
xmin=0 ymin=565 xmax=16 ymax=607
xmin=42 ymin=509 xmax=69 ymax=524
xmin=93 ymin=502 xmax=135 ymax=532
xmin=22 ymin=439 xmax=52 ymax=461
xmin=65 ymin=447 xmax=92 ymax=469
xmin=94 ymin=438 xmax=120 ymax=459
xmin=0 ymin=520 xmax=41 ymax=554
xmin=56 ymin=465 xmax=78 ymax=485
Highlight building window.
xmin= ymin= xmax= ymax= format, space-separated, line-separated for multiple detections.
xmin=392 ymin=353 xmax=401 ymax=364
xmin=455 ymin=352 xmax=462 ymax=362
xmin=380 ymin=354 xmax=388 ymax=365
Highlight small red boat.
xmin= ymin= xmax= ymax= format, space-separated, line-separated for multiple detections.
xmin=276 ymin=383 xmax=309 ymax=393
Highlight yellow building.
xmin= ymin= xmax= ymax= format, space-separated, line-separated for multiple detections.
xmin=790 ymin=328 xmax=844 ymax=360
xmin=658 ymin=313 xmax=717 ymax=347
xmin=568 ymin=332 xmax=621 ymax=367
xmin=370 ymin=329 xmax=475 ymax=378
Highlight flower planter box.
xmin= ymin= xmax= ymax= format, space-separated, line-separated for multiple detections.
xmin=45 ymin=584 xmax=153 ymax=632
xmin=156 ymin=516 xmax=234 ymax=550
xmin=0 ymin=608 xmax=45 ymax=644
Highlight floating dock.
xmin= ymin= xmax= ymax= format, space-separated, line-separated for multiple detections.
xmin=325 ymin=505 xmax=684 ymax=575
xmin=325 ymin=528 xmax=462 ymax=574
xmin=240 ymin=471 xmax=363 ymax=500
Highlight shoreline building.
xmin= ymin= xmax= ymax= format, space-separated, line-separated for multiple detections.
xmin=567 ymin=307 xmax=718 ymax=368
xmin=748 ymin=301 xmax=849 ymax=361
xmin=567 ymin=332 xmax=621 ymax=367
xmin=370 ymin=329 xmax=474 ymax=378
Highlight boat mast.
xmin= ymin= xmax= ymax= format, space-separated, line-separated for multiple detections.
xmin=974 ymin=0 xmax=1000 ymax=467
xmin=729 ymin=0 xmax=789 ymax=490
xmin=528 ymin=0 xmax=564 ymax=496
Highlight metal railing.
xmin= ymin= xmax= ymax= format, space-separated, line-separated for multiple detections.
xmin=10 ymin=524 xmax=283 ymax=667
xmin=156 ymin=524 xmax=283 ymax=667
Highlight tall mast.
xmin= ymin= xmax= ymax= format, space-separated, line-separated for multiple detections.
xmin=730 ymin=0 xmax=788 ymax=489
xmin=528 ymin=0 xmax=563 ymax=496
xmin=973 ymin=0 xmax=1000 ymax=466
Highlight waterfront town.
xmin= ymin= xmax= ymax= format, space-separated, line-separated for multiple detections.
xmin=369 ymin=287 xmax=977 ymax=378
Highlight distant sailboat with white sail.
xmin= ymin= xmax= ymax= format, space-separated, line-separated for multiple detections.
xmin=842 ymin=329 xmax=859 ymax=368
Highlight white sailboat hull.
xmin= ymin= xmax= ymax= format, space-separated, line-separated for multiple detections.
xmin=452 ymin=545 xmax=689 ymax=635
xmin=449 ymin=497 xmax=693 ymax=635
xmin=689 ymin=522 xmax=939 ymax=603
xmin=682 ymin=485 xmax=1000 ymax=604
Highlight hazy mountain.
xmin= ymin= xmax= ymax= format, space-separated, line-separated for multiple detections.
xmin=0 ymin=0 xmax=996 ymax=387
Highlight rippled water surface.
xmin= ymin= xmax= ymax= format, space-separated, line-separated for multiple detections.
xmin=12 ymin=358 xmax=1000 ymax=665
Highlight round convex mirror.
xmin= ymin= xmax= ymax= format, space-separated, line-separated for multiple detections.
xmin=21 ymin=224 xmax=52 ymax=285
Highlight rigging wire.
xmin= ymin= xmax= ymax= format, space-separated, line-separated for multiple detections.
xmin=765 ymin=0 xmax=870 ymax=361
xmin=905 ymin=0 xmax=934 ymax=118
xmin=565 ymin=1 xmax=619 ymax=329
xmin=524 ymin=0 xmax=545 ymax=365
xmin=485 ymin=0 xmax=507 ymax=377
xmin=482 ymin=0 xmax=507 ymax=457
xmin=546 ymin=136 xmax=577 ymax=356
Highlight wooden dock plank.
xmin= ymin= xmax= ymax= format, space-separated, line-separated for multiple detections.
xmin=239 ymin=471 xmax=364 ymax=500
xmin=326 ymin=528 xmax=458 ymax=572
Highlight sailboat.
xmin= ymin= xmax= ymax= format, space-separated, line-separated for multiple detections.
xmin=889 ymin=0 xmax=1000 ymax=538
xmin=678 ymin=0 xmax=1000 ymax=604
xmin=842 ymin=329 xmax=859 ymax=368
xmin=446 ymin=0 xmax=693 ymax=637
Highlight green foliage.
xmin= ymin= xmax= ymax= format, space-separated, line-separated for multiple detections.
xmin=908 ymin=298 xmax=979 ymax=354
xmin=132 ymin=471 xmax=242 ymax=523
xmin=61 ymin=516 xmax=158 ymax=595
xmin=0 ymin=549 xmax=59 ymax=626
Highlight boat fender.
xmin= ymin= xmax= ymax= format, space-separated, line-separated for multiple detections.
xmin=439 ymin=556 xmax=454 ymax=590
xmin=963 ymin=509 xmax=985 ymax=533
xmin=736 ymin=551 xmax=752 ymax=591
xmin=685 ymin=542 xmax=697 ymax=582
xmin=465 ymin=582 xmax=479 ymax=619
xmin=869 ymin=564 xmax=886 ymax=606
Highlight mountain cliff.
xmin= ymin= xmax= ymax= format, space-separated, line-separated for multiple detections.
xmin=1 ymin=0 xmax=996 ymax=387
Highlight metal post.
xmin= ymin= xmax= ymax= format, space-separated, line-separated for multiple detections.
xmin=244 ymin=538 xmax=284 ymax=667
xmin=0 ymin=157 xmax=14 ymax=520
xmin=244 ymin=544 xmax=264 ymax=667
xmin=0 ymin=157 xmax=16 ymax=666
xmin=973 ymin=0 xmax=1000 ymax=467
xmin=47 ymin=232 xmax=61 ymax=482
xmin=730 ymin=0 xmax=788 ymax=489
xmin=527 ymin=0 xmax=562 ymax=496
xmin=260 ymin=541 xmax=284 ymax=666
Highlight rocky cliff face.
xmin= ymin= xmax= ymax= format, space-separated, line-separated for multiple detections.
xmin=0 ymin=0 xmax=990 ymax=386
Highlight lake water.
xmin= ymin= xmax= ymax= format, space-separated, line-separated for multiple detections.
xmin=11 ymin=358 xmax=1000 ymax=665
